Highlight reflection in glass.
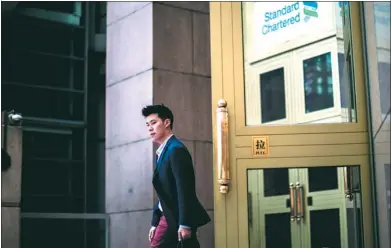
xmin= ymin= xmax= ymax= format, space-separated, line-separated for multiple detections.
xmin=385 ymin=164 xmax=390 ymax=237
xmin=303 ymin=52 xmax=334 ymax=113
xmin=242 ymin=2 xmax=357 ymax=126
xmin=345 ymin=166 xmax=363 ymax=248
xmin=247 ymin=166 xmax=363 ymax=248
xmin=264 ymin=168 xmax=289 ymax=197
xmin=308 ymin=166 xmax=338 ymax=192
xmin=363 ymin=2 xmax=391 ymax=247
xmin=338 ymin=53 xmax=349 ymax=109
xmin=265 ymin=213 xmax=292 ymax=248
xmin=378 ymin=62 xmax=391 ymax=114
xmin=310 ymin=209 xmax=342 ymax=248
xmin=260 ymin=68 xmax=286 ymax=123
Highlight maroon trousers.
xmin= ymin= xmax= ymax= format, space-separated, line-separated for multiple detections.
xmin=150 ymin=216 xmax=200 ymax=248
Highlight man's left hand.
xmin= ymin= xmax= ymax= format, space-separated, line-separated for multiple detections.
xmin=178 ymin=227 xmax=192 ymax=241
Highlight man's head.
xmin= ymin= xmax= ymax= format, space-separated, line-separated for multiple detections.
xmin=142 ymin=104 xmax=174 ymax=144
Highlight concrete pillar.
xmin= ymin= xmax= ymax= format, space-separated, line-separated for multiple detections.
xmin=106 ymin=2 xmax=213 ymax=247
xmin=152 ymin=2 xmax=214 ymax=247
xmin=1 ymin=112 xmax=23 ymax=248
xmin=106 ymin=3 xmax=154 ymax=248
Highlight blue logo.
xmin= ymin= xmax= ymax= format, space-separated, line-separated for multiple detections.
xmin=303 ymin=2 xmax=318 ymax=23
xmin=338 ymin=2 xmax=349 ymax=17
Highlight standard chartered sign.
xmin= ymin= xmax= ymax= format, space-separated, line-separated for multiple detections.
xmin=262 ymin=2 xmax=319 ymax=35
xmin=245 ymin=1 xmax=335 ymax=61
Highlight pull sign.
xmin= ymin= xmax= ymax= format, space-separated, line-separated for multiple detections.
xmin=252 ymin=136 xmax=270 ymax=157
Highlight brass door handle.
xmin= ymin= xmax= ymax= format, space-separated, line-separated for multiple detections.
xmin=289 ymin=183 xmax=296 ymax=222
xmin=216 ymin=99 xmax=230 ymax=194
xmin=344 ymin=167 xmax=354 ymax=201
xmin=295 ymin=182 xmax=304 ymax=222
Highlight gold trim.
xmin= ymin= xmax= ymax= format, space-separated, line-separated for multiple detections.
xmin=236 ymin=132 xmax=369 ymax=147
xmin=210 ymin=2 xmax=228 ymax=248
xmin=237 ymin=143 xmax=369 ymax=159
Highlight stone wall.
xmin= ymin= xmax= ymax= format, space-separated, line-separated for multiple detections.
xmin=105 ymin=2 xmax=213 ymax=247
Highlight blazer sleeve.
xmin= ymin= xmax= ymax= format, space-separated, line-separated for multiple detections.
xmin=151 ymin=201 xmax=161 ymax=227
xmin=170 ymin=146 xmax=196 ymax=227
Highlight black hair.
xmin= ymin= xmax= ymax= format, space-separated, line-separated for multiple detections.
xmin=142 ymin=104 xmax=174 ymax=129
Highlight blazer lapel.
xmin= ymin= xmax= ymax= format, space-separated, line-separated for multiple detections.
xmin=153 ymin=135 xmax=176 ymax=177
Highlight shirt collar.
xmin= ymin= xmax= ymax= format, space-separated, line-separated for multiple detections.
xmin=156 ymin=134 xmax=174 ymax=158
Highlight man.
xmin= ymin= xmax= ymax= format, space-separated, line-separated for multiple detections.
xmin=142 ymin=104 xmax=211 ymax=248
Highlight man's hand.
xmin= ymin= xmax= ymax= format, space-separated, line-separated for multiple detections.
xmin=149 ymin=226 xmax=156 ymax=242
xmin=178 ymin=227 xmax=192 ymax=241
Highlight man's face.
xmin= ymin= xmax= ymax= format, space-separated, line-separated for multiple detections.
xmin=145 ymin=114 xmax=170 ymax=144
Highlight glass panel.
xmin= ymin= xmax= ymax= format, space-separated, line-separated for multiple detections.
xmin=21 ymin=218 xmax=107 ymax=248
xmin=363 ymin=2 xmax=391 ymax=248
xmin=247 ymin=169 xmax=295 ymax=248
xmin=242 ymin=2 xmax=357 ymax=126
xmin=338 ymin=51 xmax=356 ymax=119
xmin=21 ymin=128 xmax=85 ymax=213
xmin=265 ymin=213 xmax=292 ymax=248
xmin=19 ymin=2 xmax=77 ymax=14
xmin=305 ymin=165 xmax=363 ymax=248
xmin=308 ymin=166 xmax=338 ymax=192
xmin=310 ymin=209 xmax=342 ymax=247
xmin=264 ymin=168 xmax=289 ymax=197
xmin=346 ymin=166 xmax=364 ymax=248
xmin=378 ymin=62 xmax=391 ymax=114
xmin=303 ymin=52 xmax=334 ymax=113
xmin=260 ymin=68 xmax=286 ymax=123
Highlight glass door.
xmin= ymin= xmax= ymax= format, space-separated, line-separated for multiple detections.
xmin=210 ymin=2 xmax=374 ymax=248
xmin=247 ymin=168 xmax=300 ymax=248
xmin=246 ymin=165 xmax=363 ymax=248
xmin=300 ymin=166 xmax=349 ymax=248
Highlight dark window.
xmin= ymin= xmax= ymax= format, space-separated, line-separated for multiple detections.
xmin=260 ymin=68 xmax=286 ymax=123
xmin=303 ymin=52 xmax=334 ymax=113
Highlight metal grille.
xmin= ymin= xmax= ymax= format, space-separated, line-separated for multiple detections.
xmin=2 ymin=2 xmax=107 ymax=248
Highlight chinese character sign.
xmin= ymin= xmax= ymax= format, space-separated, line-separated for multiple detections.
xmin=252 ymin=136 xmax=270 ymax=157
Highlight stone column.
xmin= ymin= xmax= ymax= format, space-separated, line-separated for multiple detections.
xmin=152 ymin=2 xmax=214 ymax=247
xmin=106 ymin=3 xmax=154 ymax=248
xmin=106 ymin=2 xmax=214 ymax=247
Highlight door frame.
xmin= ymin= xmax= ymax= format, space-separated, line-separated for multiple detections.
xmin=238 ymin=158 xmax=369 ymax=248
xmin=210 ymin=2 xmax=374 ymax=248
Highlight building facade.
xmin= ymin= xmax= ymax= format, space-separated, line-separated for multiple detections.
xmin=1 ymin=2 xmax=389 ymax=248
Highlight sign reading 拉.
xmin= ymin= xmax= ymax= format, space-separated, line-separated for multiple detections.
xmin=252 ymin=136 xmax=270 ymax=157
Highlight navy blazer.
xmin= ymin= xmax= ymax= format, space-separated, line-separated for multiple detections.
xmin=151 ymin=135 xmax=211 ymax=232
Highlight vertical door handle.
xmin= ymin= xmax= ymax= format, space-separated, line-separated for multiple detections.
xmin=344 ymin=167 xmax=354 ymax=201
xmin=295 ymin=182 xmax=304 ymax=222
xmin=216 ymin=99 xmax=230 ymax=194
xmin=289 ymin=183 xmax=296 ymax=222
